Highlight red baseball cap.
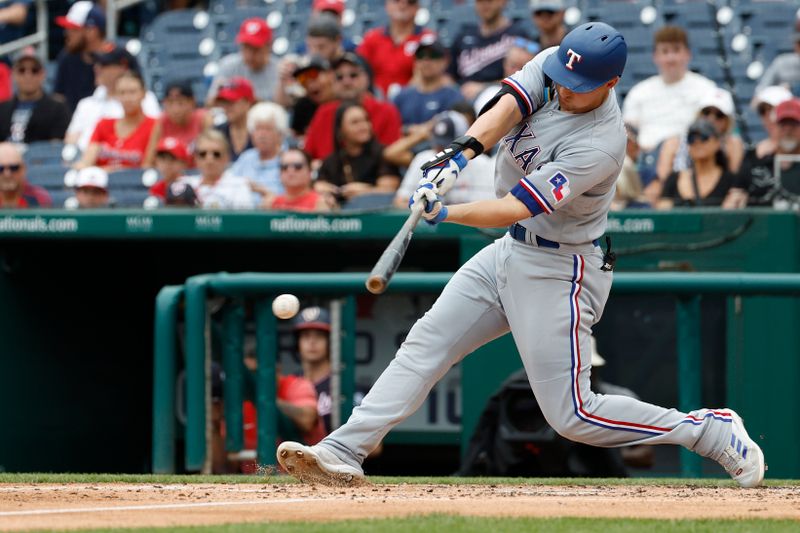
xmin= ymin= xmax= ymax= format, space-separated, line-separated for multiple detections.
xmin=156 ymin=136 xmax=191 ymax=164
xmin=776 ymin=98 xmax=800 ymax=123
xmin=313 ymin=0 xmax=345 ymax=15
xmin=216 ymin=77 xmax=256 ymax=103
xmin=236 ymin=17 xmax=272 ymax=48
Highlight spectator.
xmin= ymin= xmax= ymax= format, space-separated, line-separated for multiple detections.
xmin=0 ymin=47 xmax=71 ymax=143
xmin=656 ymin=87 xmax=744 ymax=190
xmin=530 ymin=0 xmax=567 ymax=49
xmin=290 ymin=56 xmax=335 ymax=139
xmin=304 ymin=53 xmax=402 ymax=161
xmin=392 ymin=110 xmax=495 ymax=207
xmin=53 ymin=1 xmax=108 ymax=111
xmin=357 ymin=0 xmax=435 ymax=98
xmin=207 ymin=17 xmax=278 ymax=104
xmin=449 ymin=0 xmax=531 ymax=101
xmin=263 ymin=148 xmax=330 ymax=211
xmin=65 ymin=44 xmax=160 ymax=150
xmin=148 ymin=137 xmax=191 ymax=201
xmin=755 ymin=21 xmax=800 ymax=95
xmin=750 ymin=85 xmax=793 ymax=159
xmin=75 ymin=72 xmax=159 ymax=171
xmin=230 ymin=102 xmax=288 ymax=204
xmin=612 ymin=123 xmax=645 ymax=210
xmin=728 ymin=98 xmax=800 ymax=207
xmin=307 ymin=0 xmax=356 ymax=53
xmin=164 ymin=180 xmax=199 ymax=207
xmin=656 ymin=119 xmax=737 ymax=209
xmin=181 ymin=129 xmax=254 ymax=209
xmin=214 ymin=77 xmax=255 ymax=161
xmin=0 ymin=0 xmax=33 ymax=100
xmin=73 ymin=166 xmax=110 ymax=208
xmin=622 ymin=26 xmax=716 ymax=152
xmin=0 ymin=142 xmax=50 ymax=208
xmin=154 ymin=80 xmax=210 ymax=153
xmin=316 ymin=101 xmax=401 ymax=205
xmin=472 ymin=36 xmax=539 ymax=116
xmin=392 ymin=37 xmax=463 ymax=126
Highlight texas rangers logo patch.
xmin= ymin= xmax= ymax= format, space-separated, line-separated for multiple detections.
xmin=548 ymin=172 xmax=570 ymax=203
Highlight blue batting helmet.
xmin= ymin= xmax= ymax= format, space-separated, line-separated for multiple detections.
xmin=542 ymin=22 xmax=627 ymax=93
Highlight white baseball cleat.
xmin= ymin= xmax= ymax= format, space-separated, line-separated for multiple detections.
xmin=716 ymin=410 xmax=765 ymax=488
xmin=276 ymin=441 xmax=365 ymax=486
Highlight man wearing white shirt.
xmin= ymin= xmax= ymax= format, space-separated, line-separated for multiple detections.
xmin=65 ymin=45 xmax=161 ymax=150
xmin=622 ymin=26 xmax=716 ymax=152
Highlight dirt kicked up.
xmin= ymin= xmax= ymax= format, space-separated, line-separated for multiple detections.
xmin=1 ymin=482 xmax=799 ymax=531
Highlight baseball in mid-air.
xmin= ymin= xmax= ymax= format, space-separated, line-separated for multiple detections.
xmin=272 ymin=294 xmax=300 ymax=319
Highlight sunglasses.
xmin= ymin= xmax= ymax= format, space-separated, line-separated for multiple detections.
xmin=416 ymin=51 xmax=444 ymax=60
xmin=534 ymin=9 xmax=557 ymax=16
xmin=296 ymin=69 xmax=322 ymax=85
xmin=14 ymin=66 xmax=41 ymax=75
xmin=280 ymin=162 xmax=306 ymax=171
xmin=0 ymin=163 xmax=22 ymax=173
xmin=335 ymin=71 xmax=361 ymax=81
xmin=390 ymin=0 xmax=418 ymax=4
xmin=687 ymin=132 xmax=713 ymax=145
xmin=701 ymin=107 xmax=726 ymax=120
xmin=196 ymin=150 xmax=224 ymax=159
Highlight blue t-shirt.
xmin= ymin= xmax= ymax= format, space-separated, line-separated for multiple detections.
xmin=449 ymin=21 xmax=531 ymax=83
xmin=392 ymin=86 xmax=464 ymax=126
xmin=229 ymin=148 xmax=283 ymax=204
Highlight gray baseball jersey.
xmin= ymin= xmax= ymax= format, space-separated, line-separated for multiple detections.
xmin=497 ymin=47 xmax=626 ymax=245
xmin=315 ymin=48 xmax=737 ymax=475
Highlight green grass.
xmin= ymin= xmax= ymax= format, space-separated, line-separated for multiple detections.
xmin=37 ymin=516 xmax=800 ymax=533
xmin=1 ymin=473 xmax=799 ymax=487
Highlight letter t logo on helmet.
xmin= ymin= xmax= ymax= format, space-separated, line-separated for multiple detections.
xmin=565 ymin=49 xmax=583 ymax=70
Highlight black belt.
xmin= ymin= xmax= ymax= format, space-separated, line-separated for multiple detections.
xmin=508 ymin=223 xmax=599 ymax=249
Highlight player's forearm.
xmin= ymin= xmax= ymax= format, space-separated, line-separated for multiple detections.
xmin=445 ymin=193 xmax=531 ymax=228
xmin=461 ymin=94 xmax=522 ymax=159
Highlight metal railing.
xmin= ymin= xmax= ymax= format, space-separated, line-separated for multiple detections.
xmin=0 ymin=0 xmax=48 ymax=62
xmin=152 ymin=272 xmax=800 ymax=476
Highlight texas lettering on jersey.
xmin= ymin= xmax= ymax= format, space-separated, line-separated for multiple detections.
xmin=503 ymin=123 xmax=541 ymax=174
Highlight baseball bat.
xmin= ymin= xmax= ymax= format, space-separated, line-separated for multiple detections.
xmin=366 ymin=202 xmax=425 ymax=294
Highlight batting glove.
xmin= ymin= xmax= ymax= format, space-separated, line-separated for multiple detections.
xmin=410 ymin=183 xmax=448 ymax=226
xmin=419 ymin=149 xmax=468 ymax=195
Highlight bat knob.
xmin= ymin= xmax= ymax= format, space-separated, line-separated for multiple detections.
xmin=366 ymin=275 xmax=387 ymax=294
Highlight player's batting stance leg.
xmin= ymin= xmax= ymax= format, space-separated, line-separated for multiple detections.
xmin=277 ymin=22 xmax=764 ymax=487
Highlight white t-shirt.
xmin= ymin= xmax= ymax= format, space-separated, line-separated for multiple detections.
xmin=67 ymin=85 xmax=162 ymax=150
xmin=397 ymin=150 xmax=497 ymax=205
xmin=622 ymin=72 xmax=716 ymax=151
xmin=183 ymin=171 xmax=255 ymax=209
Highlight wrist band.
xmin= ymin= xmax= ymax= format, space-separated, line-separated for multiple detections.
xmin=451 ymin=135 xmax=485 ymax=157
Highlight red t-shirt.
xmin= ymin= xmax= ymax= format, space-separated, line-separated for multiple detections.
xmin=304 ymin=95 xmax=402 ymax=160
xmin=357 ymin=26 xmax=436 ymax=96
xmin=90 ymin=116 xmax=157 ymax=169
xmin=271 ymin=190 xmax=322 ymax=211
xmin=0 ymin=183 xmax=52 ymax=208
xmin=160 ymin=109 xmax=206 ymax=150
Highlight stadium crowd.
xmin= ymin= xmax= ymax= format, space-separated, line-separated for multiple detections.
xmin=0 ymin=0 xmax=798 ymax=210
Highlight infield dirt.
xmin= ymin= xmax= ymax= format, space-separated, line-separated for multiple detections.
xmin=1 ymin=482 xmax=799 ymax=531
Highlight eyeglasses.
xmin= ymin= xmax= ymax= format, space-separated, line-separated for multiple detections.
xmin=280 ymin=162 xmax=306 ymax=171
xmin=14 ymin=66 xmax=41 ymax=75
xmin=335 ymin=71 xmax=361 ymax=81
xmin=390 ymin=0 xmax=418 ymax=4
xmin=0 ymin=164 xmax=22 ymax=173
xmin=534 ymin=10 xmax=557 ymax=17
xmin=687 ymin=132 xmax=712 ymax=145
xmin=196 ymin=150 xmax=224 ymax=159
xmin=701 ymin=107 xmax=726 ymax=120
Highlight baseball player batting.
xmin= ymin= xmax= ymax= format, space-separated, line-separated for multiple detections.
xmin=277 ymin=23 xmax=765 ymax=487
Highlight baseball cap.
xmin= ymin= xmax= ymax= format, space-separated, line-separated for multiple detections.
xmin=431 ymin=111 xmax=469 ymax=148
xmin=415 ymin=35 xmax=447 ymax=59
xmin=294 ymin=55 xmax=331 ymax=77
xmin=12 ymin=46 xmax=42 ymax=67
xmin=530 ymin=0 xmax=565 ymax=13
xmin=156 ymin=137 xmax=192 ymax=164
xmin=56 ymin=1 xmax=106 ymax=30
xmin=542 ymin=22 xmax=627 ymax=93
xmin=313 ymin=0 xmax=345 ymax=15
xmin=165 ymin=180 xmax=199 ymax=206
xmin=75 ymin=166 xmax=108 ymax=190
xmin=236 ymin=17 xmax=272 ymax=48
xmin=775 ymin=98 xmax=800 ymax=123
xmin=93 ymin=44 xmax=136 ymax=68
xmin=216 ymin=77 xmax=256 ymax=102
xmin=164 ymin=79 xmax=195 ymax=100
xmin=333 ymin=51 xmax=368 ymax=71
xmin=698 ymin=87 xmax=735 ymax=117
xmin=293 ymin=306 xmax=331 ymax=332
xmin=751 ymin=85 xmax=793 ymax=110
xmin=307 ymin=12 xmax=341 ymax=40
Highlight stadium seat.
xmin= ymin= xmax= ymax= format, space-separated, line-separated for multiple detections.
xmin=342 ymin=192 xmax=395 ymax=211
xmin=47 ymin=189 xmax=74 ymax=209
xmin=23 ymin=141 xmax=67 ymax=166
xmin=112 ymin=189 xmax=152 ymax=208
xmin=26 ymin=163 xmax=69 ymax=189
xmin=108 ymin=169 xmax=147 ymax=189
